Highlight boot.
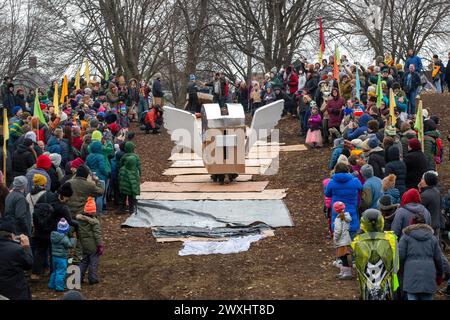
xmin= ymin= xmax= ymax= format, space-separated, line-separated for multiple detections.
xmin=335 ymin=266 xmax=344 ymax=278
xmin=339 ymin=267 xmax=353 ymax=280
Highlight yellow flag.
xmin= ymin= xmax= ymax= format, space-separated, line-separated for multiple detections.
xmin=60 ymin=75 xmax=68 ymax=104
xmin=53 ymin=83 xmax=59 ymax=115
xmin=389 ymin=88 xmax=397 ymax=126
xmin=3 ymin=108 xmax=9 ymax=184
xmin=84 ymin=60 xmax=90 ymax=85
xmin=75 ymin=68 xmax=81 ymax=90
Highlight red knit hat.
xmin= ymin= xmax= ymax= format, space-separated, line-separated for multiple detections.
xmin=109 ymin=122 xmax=120 ymax=135
xmin=36 ymin=154 xmax=52 ymax=171
xmin=408 ymin=138 xmax=421 ymax=151
xmin=333 ymin=201 xmax=345 ymax=213
xmin=401 ymin=188 xmax=421 ymax=206
xmin=70 ymin=157 xmax=85 ymax=170
xmin=40 ymin=103 xmax=47 ymax=111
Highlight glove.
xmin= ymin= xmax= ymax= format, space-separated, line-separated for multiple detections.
xmin=96 ymin=245 xmax=105 ymax=256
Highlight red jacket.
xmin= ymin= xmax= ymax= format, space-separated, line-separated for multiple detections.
xmin=72 ymin=137 xmax=83 ymax=151
xmin=145 ymin=108 xmax=161 ymax=129
xmin=288 ymin=72 xmax=299 ymax=94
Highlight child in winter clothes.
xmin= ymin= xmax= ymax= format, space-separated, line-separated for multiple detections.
xmin=333 ymin=201 xmax=353 ymax=280
xmin=76 ymin=197 xmax=103 ymax=285
xmin=118 ymin=105 xmax=130 ymax=129
xmin=48 ymin=218 xmax=76 ymax=292
xmin=382 ymin=174 xmax=400 ymax=204
xmin=119 ymin=142 xmax=141 ymax=213
xmin=322 ymin=177 xmax=332 ymax=237
xmin=305 ymin=103 xmax=322 ymax=148
xmin=144 ymin=105 xmax=162 ymax=134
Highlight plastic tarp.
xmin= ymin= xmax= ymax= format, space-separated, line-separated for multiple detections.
xmin=122 ymin=200 xmax=293 ymax=229
xmin=179 ymin=235 xmax=265 ymax=256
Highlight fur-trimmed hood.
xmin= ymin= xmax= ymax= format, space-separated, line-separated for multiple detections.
xmin=402 ymin=223 xmax=434 ymax=241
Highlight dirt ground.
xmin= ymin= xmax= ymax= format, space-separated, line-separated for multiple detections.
xmin=32 ymin=93 xmax=450 ymax=300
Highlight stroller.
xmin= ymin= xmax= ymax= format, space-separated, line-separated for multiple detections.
xmin=440 ymin=190 xmax=450 ymax=251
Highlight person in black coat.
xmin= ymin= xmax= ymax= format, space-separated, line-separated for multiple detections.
xmin=419 ymin=171 xmax=442 ymax=239
xmin=364 ymin=137 xmax=385 ymax=179
xmin=0 ymin=220 xmax=33 ymax=300
xmin=384 ymin=146 xmax=407 ymax=195
xmin=2 ymin=83 xmax=16 ymax=115
xmin=14 ymin=88 xmax=26 ymax=108
xmin=404 ymin=138 xmax=428 ymax=190
xmin=445 ymin=52 xmax=450 ymax=92
xmin=12 ymin=139 xmax=36 ymax=179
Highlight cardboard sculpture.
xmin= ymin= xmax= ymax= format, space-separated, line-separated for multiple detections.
xmin=163 ymin=100 xmax=284 ymax=177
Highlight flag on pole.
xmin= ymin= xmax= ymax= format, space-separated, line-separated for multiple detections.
xmin=376 ymin=73 xmax=383 ymax=108
xmin=34 ymin=89 xmax=47 ymax=125
xmin=84 ymin=59 xmax=90 ymax=85
xmin=333 ymin=45 xmax=340 ymax=81
xmin=318 ymin=17 xmax=325 ymax=63
xmin=75 ymin=68 xmax=81 ymax=90
xmin=414 ymin=99 xmax=424 ymax=152
xmin=3 ymin=108 xmax=8 ymax=184
xmin=60 ymin=75 xmax=68 ymax=105
xmin=53 ymin=83 xmax=59 ymax=115
xmin=105 ymin=68 xmax=110 ymax=82
xmin=355 ymin=67 xmax=361 ymax=101
xmin=389 ymin=88 xmax=397 ymax=126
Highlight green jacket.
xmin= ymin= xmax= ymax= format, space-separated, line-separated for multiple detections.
xmin=423 ymin=130 xmax=440 ymax=170
xmin=88 ymin=140 xmax=114 ymax=175
xmin=67 ymin=177 xmax=104 ymax=218
xmin=119 ymin=156 xmax=141 ymax=196
xmin=77 ymin=214 xmax=102 ymax=255
xmin=120 ymin=142 xmax=141 ymax=175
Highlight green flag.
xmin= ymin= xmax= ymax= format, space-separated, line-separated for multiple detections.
xmin=33 ymin=89 xmax=47 ymax=125
xmin=414 ymin=99 xmax=424 ymax=151
xmin=105 ymin=68 xmax=110 ymax=82
xmin=376 ymin=73 xmax=383 ymax=108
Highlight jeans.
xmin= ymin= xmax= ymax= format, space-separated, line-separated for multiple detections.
xmin=408 ymin=89 xmax=418 ymax=114
xmin=407 ymin=293 xmax=433 ymax=300
xmin=48 ymin=256 xmax=68 ymax=292
xmin=434 ymin=78 xmax=442 ymax=93
xmin=96 ymin=180 xmax=106 ymax=214
xmin=80 ymin=252 xmax=100 ymax=283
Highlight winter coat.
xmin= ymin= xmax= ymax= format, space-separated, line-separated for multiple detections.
xmin=400 ymin=130 xmax=417 ymax=160
xmin=346 ymin=113 xmax=372 ymax=140
xmin=67 ymin=177 xmax=104 ymax=218
xmin=384 ymin=147 xmax=407 ymax=195
xmin=402 ymin=71 xmax=421 ymax=93
xmin=4 ymin=191 xmax=31 ymax=237
xmin=287 ymin=72 xmax=299 ymax=94
xmin=86 ymin=141 xmax=108 ymax=182
xmin=404 ymin=55 xmax=423 ymax=73
xmin=326 ymin=96 xmax=345 ymax=128
xmin=46 ymin=137 xmax=70 ymax=167
xmin=399 ymin=224 xmax=443 ymax=294
xmin=50 ymin=231 xmax=75 ymax=259
xmin=333 ymin=212 xmax=352 ymax=248
xmin=367 ymin=147 xmax=385 ymax=179
xmin=77 ymin=214 xmax=102 ymax=255
xmin=119 ymin=156 xmax=141 ymax=197
xmin=152 ymin=79 xmax=164 ymax=98
xmin=26 ymin=168 xmax=51 ymax=193
xmin=308 ymin=113 xmax=322 ymax=130
xmin=328 ymin=146 xmax=343 ymax=170
xmin=384 ymin=188 xmax=401 ymax=205
xmin=391 ymin=203 xmax=431 ymax=239
xmin=423 ymin=130 xmax=439 ymax=170
xmin=325 ymin=173 xmax=363 ymax=232
xmin=361 ymin=176 xmax=383 ymax=211
xmin=12 ymin=144 xmax=36 ymax=178
xmin=420 ymin=186 xmax=442 ymax=231
xmin=119 ymin=142 xmax=141 ymax=174
xmin=404 ymin=150 xmax=428 ymax=189
xmin=0 ymin=238 xmax=33 ymax=300
xmin=48 ymin=165 xmax=60 ymax=193
xmin=25 ymin=187 xmax=46 ymax=215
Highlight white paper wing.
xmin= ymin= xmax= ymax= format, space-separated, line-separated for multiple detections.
xmin=163 ymin=106 xmax=202 ymax=157
xmin=246 ymin=100 xmax=284 ymax=153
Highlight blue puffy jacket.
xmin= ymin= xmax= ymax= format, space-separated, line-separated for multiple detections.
xmin=346 ymin=113 xmax=372 ymax=140
xmin=325 ymin=173 xmax=363 ymax=232
xmin=328 ymin=146 xmax=343 ymax=170
xmin=405 ymin=55 xmax=423 ymax=73
xmin=85 ymin=141 xmax=108 ymax=182
xmin=46 ymin=137 xmax=70 ymax=166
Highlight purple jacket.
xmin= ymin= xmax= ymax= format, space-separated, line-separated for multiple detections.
xmin=308 ymin=113 xmax=322 ymax=130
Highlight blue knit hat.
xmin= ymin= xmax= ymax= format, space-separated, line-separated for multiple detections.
xmin=368 ymin=137 xmax=379 ymax=149
xmin=57 ymin=218 xmax=70 ymax=234
xmin=12 ymin=106 xmax=22 ymax=115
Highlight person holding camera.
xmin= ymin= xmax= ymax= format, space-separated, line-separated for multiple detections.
xmin=0 ymin=219 xmax=33 ymax=300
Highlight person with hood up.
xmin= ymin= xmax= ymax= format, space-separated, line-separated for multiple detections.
xmin=326 ymin=88 xmax=345 ymax=139
xmin=404 ymin=138 xmax=428 ymax=189
xmin=12 ymin=138 xmax=36 ymax=179
xmin=85 ymin=141 xmax=108 ymax=214
xmin=46 ymin=128 xmax=70 ymax=166
xmin=346 ymin=113 xmax=372 ymax=140
xmin=325 ymin=162 xmax=363 ymax=239
xmin=328 ymin=138 xmax=344 ymax=170
xmin=119 ymin=142 xmax=141 ymax=213
xmin=4 ymin=176 xmax=31 ymax=237
xmin=418 ymin=171 xmax=442 ymax=239
xmin=305 ymin=102 xmax=322 ymax=148
xmin=25 ymin=154 xmax=52 ymax=192
xmin=360 ymin=164 xmax=383 ymax=212
xmin=381 ymin=174 xmax=400 ymax=204
xmin=333 ymin=201 xmax=353 ymax=280
xmin=384 ymin=146 xmax=407 ymax=195
xmin=423 ymin=119 xmax=440 ymax=171
xmin=362 ymin=137 xmax=385 ymax=179
xmin=399 ymin=213 xmax=443 ymax=300
xmin=400 ymin=122 xmax=417 ymax=160
xmin=391 ymin=188 xmax=431 ymax=239
xmin=377 ymin=195 xmax=399 ymax=231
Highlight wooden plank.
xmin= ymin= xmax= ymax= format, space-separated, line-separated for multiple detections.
xmin=137 ymin=189 xmax=287 ymax=200
xmin=279 ymin=144 xmax=307 ymax=152
xmin=172 ymin=175 xmax=253 ymax=183
xmin=154 ymin=230 xmax=275 ymax=243
xmin=247 ymin=152 xmax=280 ymax=159
xmin=163 ymin=166 xmax=266 ymax=176
xmin=140 ymin=181 xmax=269 ymax=193
xmin=168 ymin=153 xmax=202 ymax=161
xmin=254 ymin=141 xmax=285 ymax=146
xmin=171 ymin=159 xmax=273 ymax=168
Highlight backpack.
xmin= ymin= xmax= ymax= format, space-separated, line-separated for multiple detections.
xmin=32 ymin=192 xmax=55 ymax=235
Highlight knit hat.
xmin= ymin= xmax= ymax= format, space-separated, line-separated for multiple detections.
xmin=333 ymin=201 xmax=345 ymax=213
xmin=384 ymin=125 xmax=397 ymax=137
xmin=337 ymin=154 xmax=349 ymax=166
xmin=401 ymin=188 xmax=421 ymax=206
xmin=90 ymin=119 xmax=99 ymax=128
xmin=12 ymin=176 xmax=27 ymax=190
xmin=377 ymin=195 xmax=397 ymax=211
xmin=60 ymin=112 xmax=68 ymax=122
xmin=382 ymin=174 xmax=396 ymax=191
xmin=76 ymin=165 xmax=90 ymax=178
xmin=361 ymin=164 xmax=374 ymax=179
xmin=33 ymin=174 xmax=47 ymax=187
xmin=408 ymin=138 xmax=422 ymax=151
xmin=23 ymin=138 xmax=33 ymax=147
xmin=368 ymin=137 xmax=379 ymax=149
xmin=91 ymin=130 xmax=102 ymax=141
xmin=84 ymin=197 xmax=97 ymax=215
xmin=36 ymin=154 xmax=52 ymax=171
xmin=71 ymin=157 xmax=85 ymax=170
xmin=24 ymin=131 xmax=37 ymax=143
xmin=49 ymin=153 xmax=62 ymax=168
xmin=0 ymin=219 xmax=16 ymax=234
xmin=423 ymin=171 xmax=438 ymax=187
xmin=422 ymin=109 xmax=429 ymax=119
xmin=333 ymin=138 xmax=344 ymax=148
xmin=57 ymin=218 xmax=70 ymax=234
xmin=58 ymin=182 xmax=73 ymax=198
xmin=12 ymin=106 xmax=22 ymax=115
xmin=350 ymin=139 xmax=364 ymax=149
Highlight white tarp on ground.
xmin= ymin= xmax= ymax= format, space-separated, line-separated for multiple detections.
xmin=179 ymin=235 xmax=265 ymax=256
xmin=122 ymin=200 xmax=293 ymax=229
